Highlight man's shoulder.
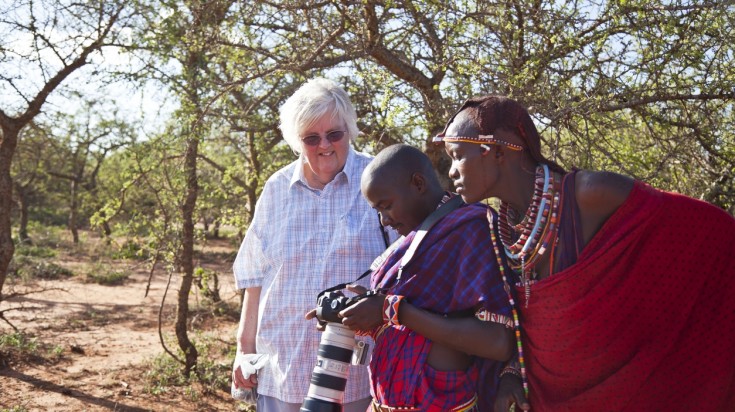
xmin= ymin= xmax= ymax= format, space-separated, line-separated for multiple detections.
xmin=575 ymin=170 xmax=634 ymax=222
xmin=438 ymin=202 xmax=491 ymax=233
xmin=450 ymin=202 xmax=490 ymax=220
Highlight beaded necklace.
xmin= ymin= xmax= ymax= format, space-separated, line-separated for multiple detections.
xmin=498 ymin=164 xmax=562 ymax=306
xmin=488 ymin=208 xmax=529 ymax=398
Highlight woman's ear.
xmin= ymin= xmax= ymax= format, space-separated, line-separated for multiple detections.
xmin=494 ymin=145 xmax=505 ymax=160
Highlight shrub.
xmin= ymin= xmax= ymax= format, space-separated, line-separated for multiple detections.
xmin=0 ymin=332 xmax=39 ymax=355
xmin=14 ymin=244 xmax=57 ymax=258
xmin=25 ymin=222 xmax=67 ymax=248
xmin=143 ymin=334 xmax=231 ymax=399
xmin=8 ymin=256 xmax=73 ymax=281
xmin=194 ymin=267 xmax=221 ymax=304
xmin=85 ymin=270 xmax=130 ymax=286
xmin=111 ymin=239 xmax=150 ymax=260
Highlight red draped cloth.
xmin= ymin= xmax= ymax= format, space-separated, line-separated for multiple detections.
xmin=519 ymin=181 xmax=735 ymax=411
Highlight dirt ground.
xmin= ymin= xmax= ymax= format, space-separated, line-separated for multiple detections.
xmin=0 ymin=235 xmax=247 ymax=411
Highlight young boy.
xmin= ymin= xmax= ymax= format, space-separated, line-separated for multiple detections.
xmin=339 ymin=144 xmax=515 ymax=411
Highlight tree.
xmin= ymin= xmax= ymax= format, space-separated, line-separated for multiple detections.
xmin=130 ymin=0 xmax=237 ymax=376
xmin=45 ymin=100 xmax=134 ymax=243
xmin=11 ymin=122 xmax=54 ymax=244
xmin=0 ymin=0 xmax=132 ymax=303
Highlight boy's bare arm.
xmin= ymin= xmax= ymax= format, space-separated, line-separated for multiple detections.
xmin=398 ymin=301 xmax=514 ymax=361
xmin=339 ymin=291 xmax=514 ymax=362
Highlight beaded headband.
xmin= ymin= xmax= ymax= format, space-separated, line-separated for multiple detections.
xmin=432 ymin=134 xmax=524 ymax=151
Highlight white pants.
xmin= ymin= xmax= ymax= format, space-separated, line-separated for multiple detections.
xmin=257 ymin=395 xmax=372 ymax=412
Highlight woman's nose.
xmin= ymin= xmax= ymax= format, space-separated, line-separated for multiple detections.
xmin=318 ymin=135 xmax=331 ymax=148
xmin=448 ymin=165 xmax=459 ymax=179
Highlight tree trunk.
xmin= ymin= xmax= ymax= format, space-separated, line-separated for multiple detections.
xmin=69 ymin=180 xmax=79 ymax=243
xmin=102 ymin=220 xmax=112 ymax=237
xmin=0 ymin=123 xmax=19 ymax=302
xmin=177 ymin=136 xmax=199 ymax=377
xmin=16 ymin=185 xmax=31 ymax=244
xmin=212 ymin=220 xmax=220 ymax=239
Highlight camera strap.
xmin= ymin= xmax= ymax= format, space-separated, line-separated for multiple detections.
xmin=396 ymin=195 xmax=463 ymax=283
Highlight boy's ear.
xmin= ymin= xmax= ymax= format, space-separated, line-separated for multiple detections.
xmin=410 ymin=172 xmax=427 ymax=193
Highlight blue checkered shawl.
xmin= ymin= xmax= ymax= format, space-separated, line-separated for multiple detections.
xmin=370 ymin=202 xmax=512 ymax=411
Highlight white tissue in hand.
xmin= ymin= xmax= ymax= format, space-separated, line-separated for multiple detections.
xmin=236 ymin=353 xmax=268 ymax=379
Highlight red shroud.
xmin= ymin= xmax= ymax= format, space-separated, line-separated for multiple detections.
xmin=519 ymin=181 xmax=735 ymax=411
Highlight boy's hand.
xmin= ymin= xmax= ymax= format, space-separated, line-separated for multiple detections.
xmin=344 ymin=284 xmax=368 ymax=295
xmin=339 ymin=285 xmax=385 ymax=332
xmin=494 ymin=374 xmax=530 ymax=411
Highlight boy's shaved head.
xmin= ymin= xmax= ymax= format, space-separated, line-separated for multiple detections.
xmin=362 ymin=144 xmax=446 ymax=235
xmin=362 ymin=144 xmax=440 ymax=191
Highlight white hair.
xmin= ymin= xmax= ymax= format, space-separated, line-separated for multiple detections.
xmin=279 ymin=78 xmax=359 ymax=154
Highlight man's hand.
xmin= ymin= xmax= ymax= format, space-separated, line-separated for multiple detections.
xmin=494 ymin=374 xmax=530 ymax=412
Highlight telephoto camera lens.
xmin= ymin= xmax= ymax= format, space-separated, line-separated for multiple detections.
xmin=300 ymin=322 xmax=357 ymax=412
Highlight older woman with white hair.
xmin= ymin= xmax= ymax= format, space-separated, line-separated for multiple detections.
xmin=231 ymin=78 xmax=393 ymax=411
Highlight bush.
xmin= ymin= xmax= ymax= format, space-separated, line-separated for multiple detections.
xmin=24 ymin=222 xmax=68 ymax=248
xmin=0 ymin=332 xmax=65 ymax=367
xmin=14 ymin=244 xmax=57 ymax=258
xmin=144 ymin=335 xmax=231 ymax=398
xmin=85 ymin=270 xmax=130 ymax=286
xmin=8 ymin=256 xmax=73 ymax=281
xmin=194 ymin=267 xmax=221 ymax=304
xmin=111 ymin=239 xmax=150 ymax=260
xmin=0 ymin=332 xmax=39 ymax=355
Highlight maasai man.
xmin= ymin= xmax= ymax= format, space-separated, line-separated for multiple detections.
xmin=435 ymin=95 xmax=735 ymax=411
xmin=334 ymin=144 xmax=516 ymax=411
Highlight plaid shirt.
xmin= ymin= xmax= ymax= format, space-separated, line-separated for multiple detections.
xmin=370 ymin=203 xmax=511 ymax=411
xmin=233 ymin=147 xmax=395 ymax=403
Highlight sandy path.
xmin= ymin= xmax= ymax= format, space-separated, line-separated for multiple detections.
xmin=0 ymin=244 xmax=243 ymax=411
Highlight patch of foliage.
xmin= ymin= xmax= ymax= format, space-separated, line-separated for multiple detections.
xmin=1 ymin=406 xmax=31 ymax=412
xmin=143 ymin=334 xmax=232 ymax=400
xmin=110 ymin=239 xmax=150 ymax=260
xmin=24 ymin=222 xmax=68 ymax=248
xmin=194 ymin=267 xmax=221 ymax=305
xmin=0 ymin=332 xmax=65 ymax=367
xmin=85 ymin=269 xmax=130 ymax=286
xmin=0 ymin=332 xmax=40 ymax=355
xmin=8 ymin=256 xmax=73 ymax=281
xmin=14 ymin=244 xmax=57 ymax=258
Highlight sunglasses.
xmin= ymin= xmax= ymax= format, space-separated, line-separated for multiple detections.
xmin=301 ymin=130 xmax=346 ymax=147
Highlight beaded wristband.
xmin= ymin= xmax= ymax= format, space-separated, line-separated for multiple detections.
xmin=382 ymin=294 xmax=405 ymax=326
xmin=499 ymin=366 xmax=522 ymax=379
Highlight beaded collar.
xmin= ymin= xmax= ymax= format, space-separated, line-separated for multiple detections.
xmin=488 ymin=208 xmax=529 ymax=400
xmin=498 ymin=164 xmax=562 ymax=306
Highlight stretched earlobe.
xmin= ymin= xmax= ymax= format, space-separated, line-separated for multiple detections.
xmin=494 ymin=146 xmax=504 ymax=159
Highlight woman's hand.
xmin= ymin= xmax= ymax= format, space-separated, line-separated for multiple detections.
xmin=494 ymin=374 xmax=530 ymax=412
xmin=232 ymin=353 xmax=258 ymax=390
xmin=339 ymin=284 xmax=385 ymax=332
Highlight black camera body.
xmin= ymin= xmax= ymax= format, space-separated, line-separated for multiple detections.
xmin=315 ymin=290 xmax=358 ymax=324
